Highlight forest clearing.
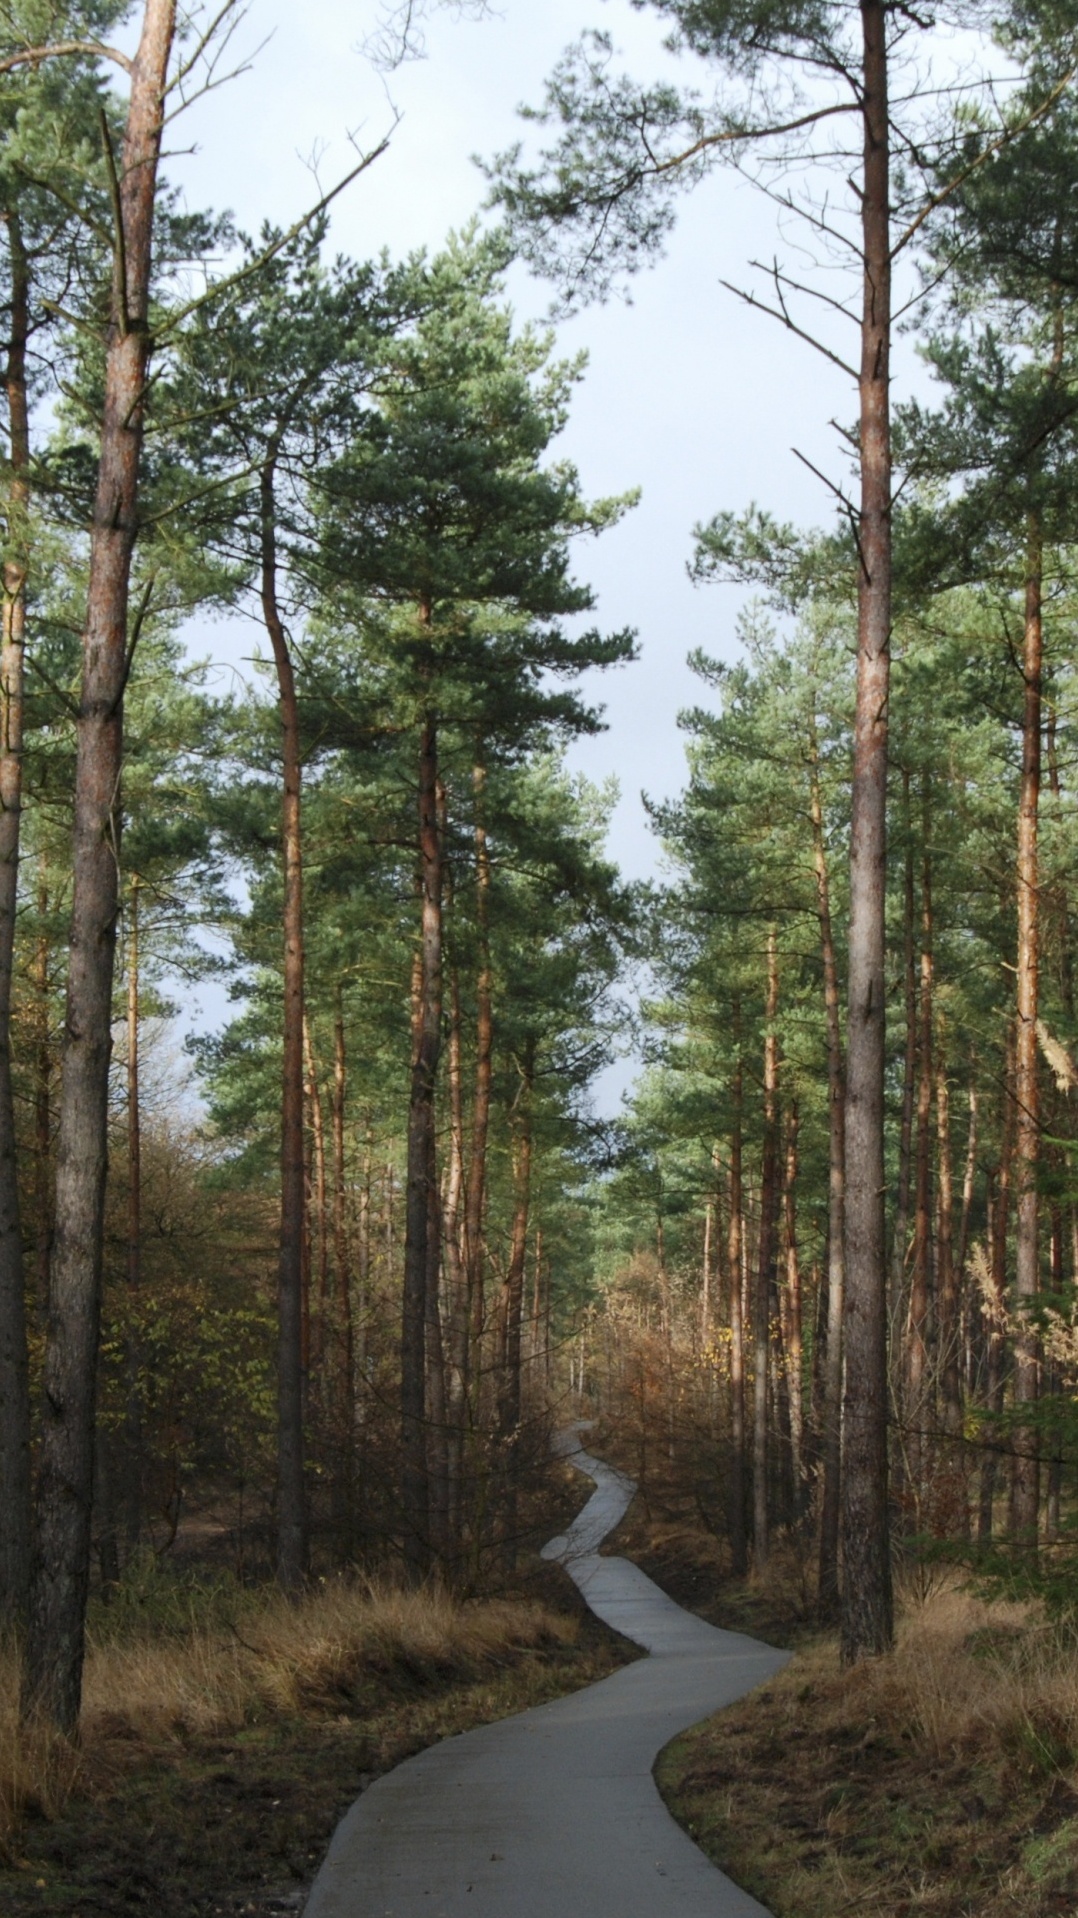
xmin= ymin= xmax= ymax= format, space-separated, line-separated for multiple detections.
xmin=4 ymin=2 xmax=1078 ymax=1915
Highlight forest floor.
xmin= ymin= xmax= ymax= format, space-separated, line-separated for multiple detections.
xmin=0 ymin=1468 xmax=636 ymax=1918
xmin=594 ymin=1430 xmax=1078 ymax=1918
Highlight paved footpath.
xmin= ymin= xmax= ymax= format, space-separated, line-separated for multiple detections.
xmin=305 ymin=1430 xmax=787 ymax=1917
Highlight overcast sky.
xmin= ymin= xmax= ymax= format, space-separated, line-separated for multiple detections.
xmin=164 ymin=0 xmax=957 ymax=1091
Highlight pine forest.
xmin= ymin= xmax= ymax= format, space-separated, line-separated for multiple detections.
xmin=4 ymin=5 xmax=1078 ymax=1917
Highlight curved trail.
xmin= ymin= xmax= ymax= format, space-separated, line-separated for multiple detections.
xmin=305 ymin=1431 xmax=787 ymax=1917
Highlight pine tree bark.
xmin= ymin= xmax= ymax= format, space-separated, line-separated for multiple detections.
xmin=782 ymin=1103 xmax=804 ymax=1514
xmin=979 ymin=1031 xmax=1014 ymax=1541
xmin=0 ymin=205 xmax=31 ymax=1630
xmin=889 ymin=767 xmax=917 ymax=1323
xmin=465 ymin=759 xmax=493 ymax=1342
xmin=908 ymin=799 xmax=934 ymax=1496
xmin=841 ymin=0 xmax=895 ymax=1663
xmin=498 ymin=1040 xmax=534 ymax=1565
xmin=33 ymin=895 xmax=52 ymax=1316
xmin=443 ymin=966 xmax=469 ymax=1552
xmin=727 ymin=1031 xmax=748 ymax=1577
xmin=24 ymin=0 xmax=177 ymax=1729
xmin=753 ymin=928 xmax=780 ymax=1569
xmin=1009 ymin=522 xmax=1043 ymax=1547
xmin=261 ymin=448 xmax=308 ymax=1592
xmin=402 ymin=699 xmax=442 ymax=1578
xmin=123 ymin=879 xmax=142 ymax=1552
xmin=936 ymin=1035 xmax=961 ymax=1439
xmin=811 ymin=743 xmax=846 ymax=1614
xmin=955 ymin=1080 xmax=977 ymax=1300
xmin=303 ymin=1017 xmax=330 ymax=1333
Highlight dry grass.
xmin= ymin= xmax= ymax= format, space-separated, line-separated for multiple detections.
xmin=0 ymin=1578 xmax=576 ymax=1859
xmin=881 ymin=1579 xmax=1078 ymax=1774
xmin=659 ymin=1579 xmax=1078 ymax=1917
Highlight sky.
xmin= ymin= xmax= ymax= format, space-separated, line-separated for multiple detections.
xmin=161 ymin=0 xmax=955 ymax=1096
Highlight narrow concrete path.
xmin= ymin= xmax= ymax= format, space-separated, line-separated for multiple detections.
xmin=305 ymin=1431 xmax=787 ymax=1917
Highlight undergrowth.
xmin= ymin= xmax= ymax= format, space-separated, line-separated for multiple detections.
xmin=0 ymin=1564 xmax=628 ymax=1915
xmin=658 ymin=1577 xmax=1078 ymax=1918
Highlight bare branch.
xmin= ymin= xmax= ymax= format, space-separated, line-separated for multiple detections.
xmin=646 ymin=97 xmax=855 ymax=180
xmin=0 ymin=38 xmax=132 ymax=77
xmin=791 ymin=447 xmax=868 ymax=580
xmin=164 ymin=0 xmax=250 ymax=98
xmin=152 ymin=126 xmax=396 ymax=342
xmin=720 ymin=278 xmax=859 ymax=380
xmin=750 ymin=256 xmax=859 ymax=325
xmin=892 ymin=62 xmax=1078 ymax=259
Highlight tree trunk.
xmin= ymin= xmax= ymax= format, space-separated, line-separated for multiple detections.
xmin=0 ymin=205 xmax=30 ymax=1630
xmin=261 ymin=451 xmax=308 ymax=1592
xmin=955 ymin=1079 xmax=977 ymax=1296
xmin=908 ymin=796 xmax=934 ymax=1497
xmin=979 ymin=1031 xmax=1014 ymax=1541
xmin=841 ymin=0 xmax=894 ymax=1664
xmin=123 ymin=878 xmax=142 ymax=1553
xmin=443 ymin=966 xmax=469 ymax=1558
xmin=811 ymin=744 xmax=846 ymax=1614
xmin=424 ymin=1152 xmax=449 ymax=1567
xmin=1009 ymin=523 xmax=1042 ymax=1548
xmin=727 ymin=1034 xmax=747 ymax=1577
xmin=936 ymin=1034 xmax=960 ymax=1437
xmin=332 ymin=994 xmax=355 ymax=1546
xmin=498 ymin=1041 xmax=534 ymax=1566
xmin=889 ymin=767 xmax=917 ymax=1322
xmin=303 ymin=1017 xmax=330 ymax=1338
xmin=465 ymin=759 xmax=493 ymax=1345
xmin=33 ymin=894 xmax=52 ymax=1317
xmin=702 ymin=1196 xmax=713 ymax=1350
xmin=782 ymin=1103 xmax=804 ymax=1515
xmin=754 ymin=928 xmax=780 ymax=1569
xmin=402 ymin=702 xmax=442 ymax=1578
xmin=24 ymin=0 xmax=177 ymax=1730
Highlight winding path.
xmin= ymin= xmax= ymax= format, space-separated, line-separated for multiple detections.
xmin=305 ymin=1430 xmax=787 ymax=1917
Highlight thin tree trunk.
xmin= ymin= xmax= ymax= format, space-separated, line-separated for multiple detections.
xmin=443 ymin=966 xmax=469 ymax=1554
xmin=499 ymin=1041 xmax=534 ymax=1566
xmin=727 ymin=1033 xmax=747 ymax=1577
xmin=0 ymin=206 xmax=31 ymax=1629
xmin=979 ymin=1030 xmax=1015 ymax=1541
xmin=33 ymin=892 xmax=52 ymax=1317
xmin=303 ymin=1017 xmax=330 ymax=1338
xmin=811 ymin=743 xmax=846 ymax=1614
xmin=465 ymin=758 xmax=493 ymax=1345
xmin=782 ymin=1103 xmax=804 ymax=1514
xmin=936 ymin=1034 xmax=960 ymax=1437
xmin=908 ymin=795 xmax=934 ymax=1497
xmin=424 ymin=1153 xmax=449 ymax=1567
xmin=402 ymin=698 xmax=442 ymax=1578
xmin=955 ymin=1080 xmax=977 ymax=1294
xmin=889 ymin=766 xmax=917 ymax=1322
xmin=262 ymin=449 xmax=307 ymax=1592
xmin=841 ymin=0 xmax=894 ymax=1663
xmin=702 ymin=1198 xmax=712 ymax=1349
xmin=25 ymin=0 xmax=177 ymax=1730
xmin=754 ymin=928 xmax=780 ymax=1569
xmin=1009 ymin=522 xmax=1042 ymax=1547
xmin=123 ymin=878 xmax=142 ymax=1553
xmin=332 ymin=993 xmax=355 ymax=1544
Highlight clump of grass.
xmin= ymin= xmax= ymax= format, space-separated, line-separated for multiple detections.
xmin=859 ymin=1579 xmax=1078 ymax=1776
xmin=0 ymin=1577 xmax=577 ymax=1856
